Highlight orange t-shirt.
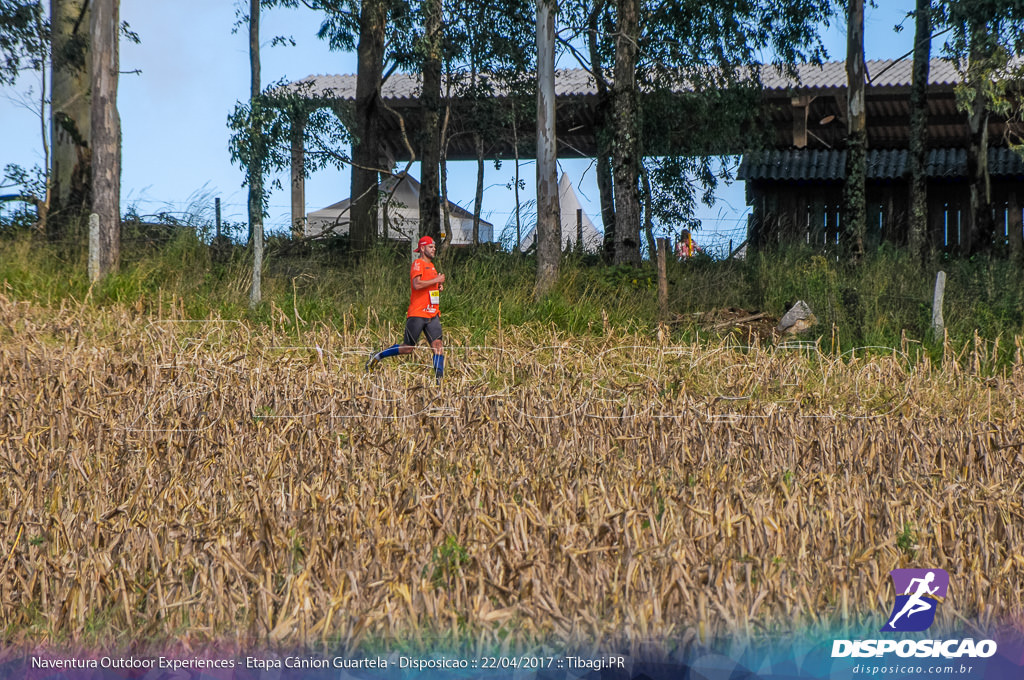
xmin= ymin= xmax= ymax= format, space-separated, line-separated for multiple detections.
xmin=407 ymin=257 xmax=440 ymax=318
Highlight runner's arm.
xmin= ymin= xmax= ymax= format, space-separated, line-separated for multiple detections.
xmin=412 ymin=273 xmax=445 ymax=290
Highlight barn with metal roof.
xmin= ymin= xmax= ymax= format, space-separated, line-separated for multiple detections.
xmin=282 ymin=59 xmax=1024 ymax=253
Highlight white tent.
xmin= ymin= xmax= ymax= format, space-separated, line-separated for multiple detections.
xmin=519 ymin=173 xmax=603 ymax=253
xmin=306 ymin=174 xmax=493 ymax=244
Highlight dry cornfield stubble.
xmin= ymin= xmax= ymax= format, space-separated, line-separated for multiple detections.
xmin=0 ymin=293 xmax=1023 ymax=655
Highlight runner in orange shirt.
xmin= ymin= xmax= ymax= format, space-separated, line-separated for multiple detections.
xmin=365 ymin=236 xmax=447 ymax=382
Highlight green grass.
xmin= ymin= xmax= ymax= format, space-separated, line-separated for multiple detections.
xmin=2 ymin=229 xmax=1023 ymax=365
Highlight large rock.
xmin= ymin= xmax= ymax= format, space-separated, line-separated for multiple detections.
xmin=777 ymin=300 xmax=817 ymax=334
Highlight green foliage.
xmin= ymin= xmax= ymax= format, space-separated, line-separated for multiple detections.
xmin=0 ymin=0 xmax=46 ymax=86
xmin=1 ymin=163 xmax=46 ymax=226
xmin=227 ymin=80 xmax=351 ymax=208
xmin=896 ymin=522 xmax=917 ymax=559
xmin=427 ymin=536 xmax=470 ymax=588
xmin=3 ymin=233 xmax=1024 ymax=358
xmin=938 ymin=1 xmax=1024 ymax=158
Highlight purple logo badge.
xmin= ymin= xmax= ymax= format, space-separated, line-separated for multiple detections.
xmin=882 ymin=569 xmax=949 ymax=632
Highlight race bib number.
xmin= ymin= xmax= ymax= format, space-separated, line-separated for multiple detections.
xmin=429 ymin=290 xmax=440 ymax=305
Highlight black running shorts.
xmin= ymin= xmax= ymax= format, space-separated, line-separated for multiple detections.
xmin=404 ymin=315 xmax=442 ymax=346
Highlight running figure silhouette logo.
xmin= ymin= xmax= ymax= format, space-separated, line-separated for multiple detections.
xmin=882 ymin=569 xmax=949 ymax=632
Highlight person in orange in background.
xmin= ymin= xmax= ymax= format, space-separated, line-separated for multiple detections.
xmin=365 ymin=236 xmax=447 ymax=383
xmin=675 ymin=229 xmax=700 ymax=260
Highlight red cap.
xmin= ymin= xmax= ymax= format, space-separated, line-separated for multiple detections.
xmin=414 ymin=236 xmax=434 ymax=253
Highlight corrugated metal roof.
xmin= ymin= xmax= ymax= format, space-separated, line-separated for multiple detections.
xmin=739 ymin=147 xmax=1024 ymax=181
xmin=286 ymin=68 xmax=600 ymax=100
xmin=759 ymin=59 xmax=960 ymax=90
xmin=928 ymin=148 xmax=963 ymax=177
xmin=285 ymin=59 xmax=963 ymax=101
xmin=740 ymin=149 xmax=846 ymax=180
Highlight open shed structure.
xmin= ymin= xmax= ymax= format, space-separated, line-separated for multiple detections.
xmin=739 ymin=148 xmax=1024 ymax=253
xmin=283 ymin=59 xmax=1024 ymax=253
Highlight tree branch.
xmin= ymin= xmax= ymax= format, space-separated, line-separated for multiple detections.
xmin=73 ymin=0 xmax=91 ymax=35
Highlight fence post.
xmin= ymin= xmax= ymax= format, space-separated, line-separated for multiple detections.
xmin=931 ymin=270 xmax=946 ymax=338
xmin=576 ymin=208 xmax=583 ymax=254
xmin=88 ymin=213 xmax=100 ymax=282
xmin=657 ymin=237 xmax=669 ymax=320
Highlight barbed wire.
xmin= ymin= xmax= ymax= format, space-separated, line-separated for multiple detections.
xmin=6 ymin=192 xmax=751 ymax=257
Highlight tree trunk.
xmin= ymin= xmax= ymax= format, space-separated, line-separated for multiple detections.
xmin=50 ymin=0 xmax=91 ymax=236
xmin=248 ymin=0 xmax=263 ymax=308
xmin=440 ymin=99 xmax=453 ymax=253
xmin=89 ymin=0 xmax=119 ymax=277
xmin=535 ymin=0 xmax=560 ymax=297
xmin=418 ymin=0 xmax=443 ymax=242
xmin=290 ymin=111 xmax=306 ymax=239
xmin=587 ymin=1 xmax=616 ymax=263
xmin=842 ymin=0 xmax=866 ymax=258
xmin=907 ymin=0 xmax=930 ymax=260
xmin=965 ymin=20 xmax=993 ymax=254
xmin=596 ymin=136 xmax=616 ymax=262
xmin=640 ymin=164 xmax=656 ymax=258
xmin=512 ymin=100 xmax=522 ymax=248
xmin=35 ymin=6 xmax=51 ymax=237
xmin=473 ymin=132 xmax=484 ymax=245
xmin=469 ymin=61 xmax=483 ymax=246
xmin=350 ymin=0 xmax=387 ymax=252
xmin=611 ymin=0 xmax=641 ymax=266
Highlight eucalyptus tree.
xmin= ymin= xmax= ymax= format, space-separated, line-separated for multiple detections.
xmin=563 ymin=0 xmax=835 ymax=265
xmin=938 ymin=0 xmax=1024 ymax=254
xmin=585 ymin=0 xmax=616 ymax=259
xmin=611 ymin=0 xmax=639 ymax=264
xmin=361 ymin=0 xmax=443 ymax=242
xmin=385 ymin=0 xmax=536 ymax=273
xmin=380 ymin=0 xmax=533 ymax=249
xmin=231 ymin=0 xmax=409 ymax=254
xmin=272 ymin=0 xmax=411 ymax=251
xmin=437 ymin=0 xmax=533 ymax=245
xmin=310 ymin=0 xmax=401 ymax=252
xmin=843 ymin=0 xmax=866 ymax=258
xmin=242 ymin=0 xmax=264 ymax=305
xmin=49 ymin=0 xmax=92 ymax=234
xmin=89 ymin=0 xmax=119 ymax=278
xmin=419 ymin=0 xmax=443 ymax=242
xmin=907 ymin=0 xmax=932 ymax=260
xmin=535 ymin=0 xmax=559 ymax=296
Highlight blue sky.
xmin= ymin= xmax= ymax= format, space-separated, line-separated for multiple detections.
xmin=0 ymin=1 xmax=926 ymax=255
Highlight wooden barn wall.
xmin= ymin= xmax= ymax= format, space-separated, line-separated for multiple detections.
xmin=747 ymin=178 xmax=1024 ymax=255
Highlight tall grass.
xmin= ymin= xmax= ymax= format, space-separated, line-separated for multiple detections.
xmin=2 ymin=232 xmax=1024 ymax=654
xmin=746 ymin=244 xmax=1024 ymax=352
xmin=0 ymin=295 xmax=1021 ymax=653
xmin=1 ymin=230 xmax=1023 ymax=355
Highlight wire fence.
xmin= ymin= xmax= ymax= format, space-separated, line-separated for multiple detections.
xmin=3 ymin=192 xmax=753 ymax=261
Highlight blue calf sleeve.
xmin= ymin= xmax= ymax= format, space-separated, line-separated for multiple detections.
xmin=432 ymin=353 xmax=445 ymax=380
xmin=377 ymin=344 xmax=401 ymax=359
